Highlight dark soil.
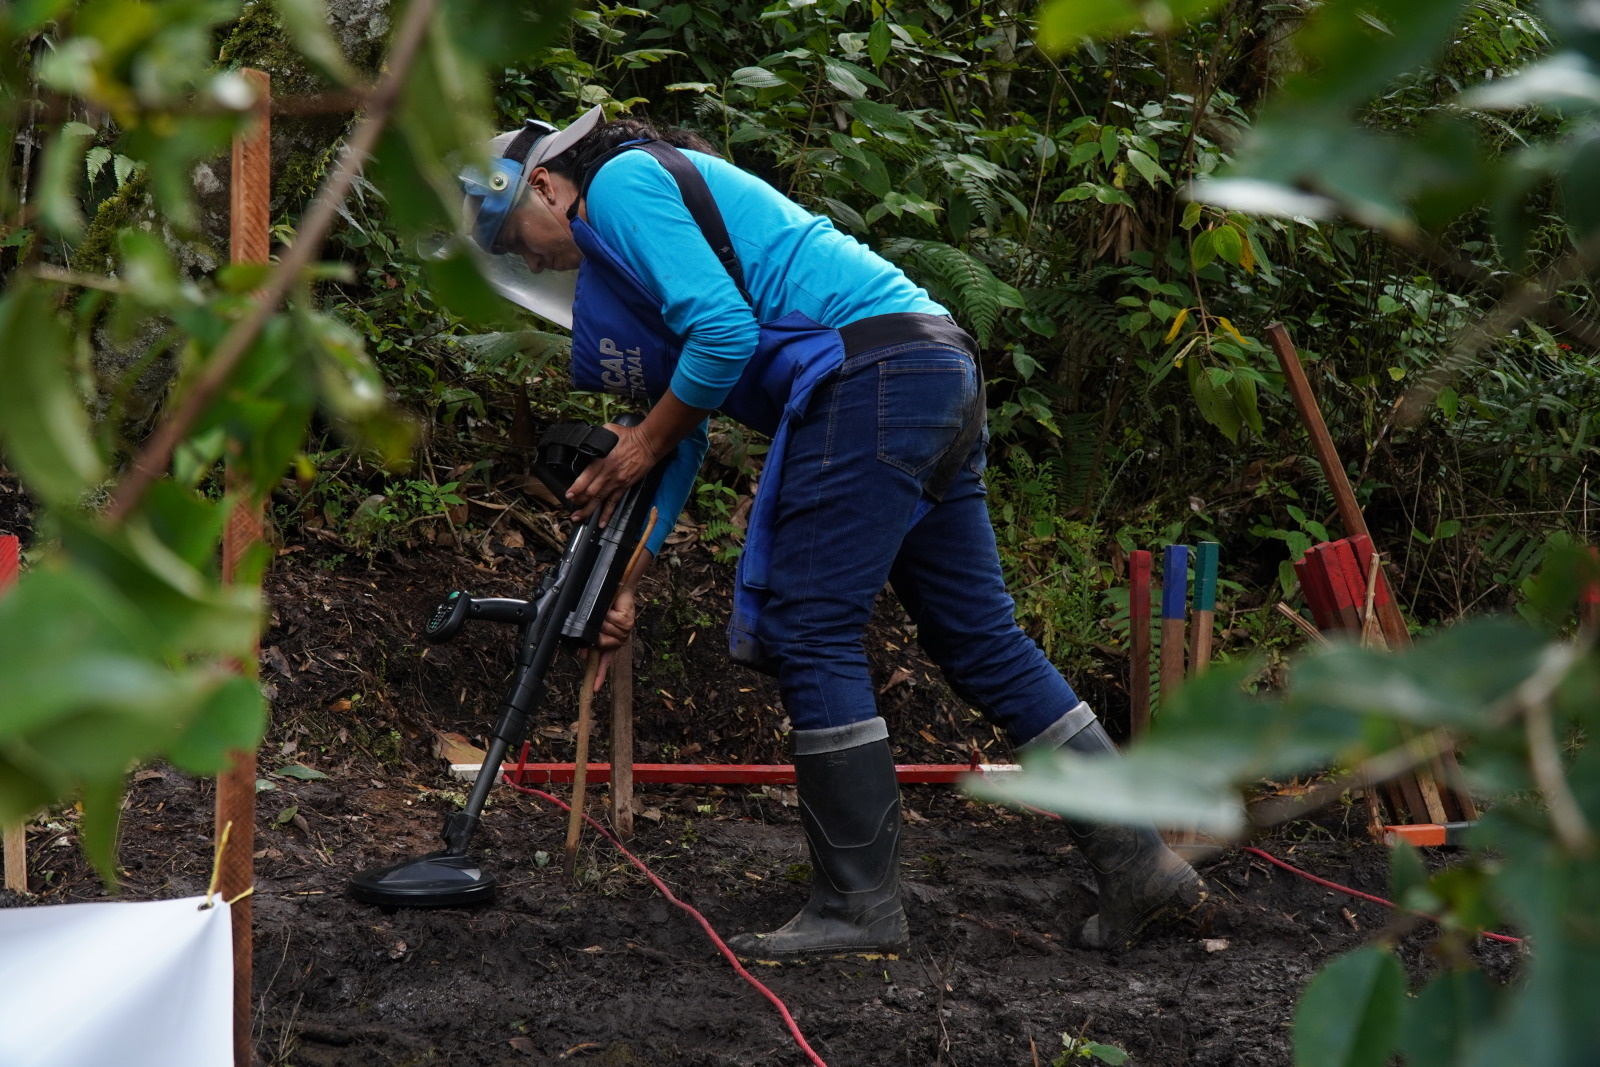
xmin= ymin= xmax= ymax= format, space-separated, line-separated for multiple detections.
xmin=2 ymin=504 xmax=1521 ymax=1067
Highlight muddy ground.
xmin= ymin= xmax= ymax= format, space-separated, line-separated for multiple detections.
xmin=2 ymin=503 xmax=1520 ymax=1066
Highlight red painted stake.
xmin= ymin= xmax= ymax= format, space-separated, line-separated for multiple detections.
xmin=1129 ymin=550 xmax=1153 ymax=737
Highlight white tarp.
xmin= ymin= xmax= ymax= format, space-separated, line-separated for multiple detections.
xmin=0 ymin=895 xmax=233 ymax=1067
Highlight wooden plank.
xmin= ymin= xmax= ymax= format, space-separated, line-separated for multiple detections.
xmin=1266 ymin=323 xmax=1412 ymax=649
xmin=220 ymin=69 xmax=270 ymax=1067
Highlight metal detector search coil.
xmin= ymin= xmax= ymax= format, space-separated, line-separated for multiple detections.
xmin=348 ymin=415 xmax=667 ymax=909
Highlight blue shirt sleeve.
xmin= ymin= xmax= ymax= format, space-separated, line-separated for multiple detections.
xmin=646 ymin=417 xmax=709 ymax=555
xmin=586 ymin=152 xmax=758 ymax=410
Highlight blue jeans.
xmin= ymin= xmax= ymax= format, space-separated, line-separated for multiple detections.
xmin=756 ymin=339 xmax=1082 ymax=744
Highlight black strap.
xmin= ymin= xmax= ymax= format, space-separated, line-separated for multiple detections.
xmin=579 ymin=140 xmax=753 ymax=306
xmin=503 ymin=119 xmax=555 ymax=167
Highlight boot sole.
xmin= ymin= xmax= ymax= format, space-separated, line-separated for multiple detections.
xmin=726 ymin=938 xmax=910 ymax=964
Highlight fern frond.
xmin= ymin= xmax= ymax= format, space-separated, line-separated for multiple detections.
xmin=880 ymin=238 xmax=1023 ymax=348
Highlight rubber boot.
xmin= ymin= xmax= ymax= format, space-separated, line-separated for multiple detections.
xmin=1023 ymin=703 xmax=1206 ymax=951
xmin=726 ymin=722 xmax=909 ymax=960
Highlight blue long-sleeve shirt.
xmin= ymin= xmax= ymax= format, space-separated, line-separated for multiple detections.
xmin=585 ymin=148 xmax=947 ymax=552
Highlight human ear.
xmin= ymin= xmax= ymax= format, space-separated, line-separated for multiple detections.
xmin=526 ymin=168 xmax=561 ymax=208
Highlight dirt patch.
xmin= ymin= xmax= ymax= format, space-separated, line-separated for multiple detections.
xmin=3 ymin=524 xmax=1520 ymax=1066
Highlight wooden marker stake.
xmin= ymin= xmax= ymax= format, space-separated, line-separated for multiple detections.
xmin=562 ymin=655 xmax=603 ymax=880
xmin=608 ymin=637 xmax=635 ymax=840
xmin=1189 ymin=543 xmax=1218 ymax=677
xmin=1129 ymin=550 xmax=1153 ymax=737
xmin=1159 ymin=545 xmax=1190 ymax=708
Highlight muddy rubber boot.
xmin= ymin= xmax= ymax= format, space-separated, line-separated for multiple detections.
xmin=726 ymin=720 xmax=909 ymax=960
xmin=1023 ymin=703 xmax=1206 ymax=951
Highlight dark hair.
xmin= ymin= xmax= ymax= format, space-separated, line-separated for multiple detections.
xmin=541 ymin=118 xmax=721 ymax=190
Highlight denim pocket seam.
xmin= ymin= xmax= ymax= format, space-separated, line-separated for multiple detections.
xmin=876 ymin=362 xmax=973 ymax=477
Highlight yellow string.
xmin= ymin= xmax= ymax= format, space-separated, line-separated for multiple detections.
xmin=202 ymin=821 xmax=232 ymax=909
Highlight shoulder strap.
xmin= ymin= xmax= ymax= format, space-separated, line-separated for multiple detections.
xmin=580 ymin=140 xmax=752 ymax=306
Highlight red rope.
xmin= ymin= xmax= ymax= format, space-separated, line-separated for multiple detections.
xmin=1241 ymin=846 xmax=1523 ymax=945
xmin=501 ymin=774 xmax=831 ymax=1067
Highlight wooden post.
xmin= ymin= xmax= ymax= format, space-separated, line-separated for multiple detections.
xmin=219 ymin=68 xmax=270 ymax=1067
xmin=563 ymin=657 xmax=603 ymax=879
xmin=1189 ymin=542 xmax=1218 ymax=677
xmin=1129 ymin=550 xmax=1152 ymax=737
xmin=1159 ymin=545 xmax=1189 ymax=706
xmin=1265 ymin=323 xmax=1410 ymax=649
xmin=1 ymin=535 xmax=24 ymax=893
xmin=608 ymin=636 xmax=635 ymax=840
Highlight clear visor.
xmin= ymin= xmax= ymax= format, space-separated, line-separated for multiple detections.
xmin=457 ymin=194 xmax=577 ymax=330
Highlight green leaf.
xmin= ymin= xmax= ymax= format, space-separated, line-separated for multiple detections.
xmin=276 ymin=763 xmax=330 ymax=780
xmin=868 ymin=19 xmax=892 ymax=66
xmin=1388 ymin=840 xmax=1430 ymax=908
xmin=1211 ymin=223 xmax=1244 ymax=266
xmin=0 ymin=280 xmax=106 ymax=505
xmin=1036 ymin=0 xmax=1226 ymax=51
xmin=79 ymin=776 xmax=128 ymax=889
xmin=168 ymin=675 xmax=268 ymax=775
xmin=1127 ymin=148 xmax=1169 ymax=185
xmin=1401 ymin=970 xmax=1494 ymax=1067
xmin=272 ymin=0 xmax=355 ymax=85
xmin=731 ymin=65 xmax=789 ymax=89
xmin=1083 ymin=1043 xmax=1129 ymax=1066
xmin=1294 ymin=946 xmax=1405 ymax=1067
xmin=1012 ymin=347 xmax=1042 ymax=381
xmin=35 ymin=122 xmax=96 ymax=238
xmin=821 ymin=56 xmax=870 ymax=98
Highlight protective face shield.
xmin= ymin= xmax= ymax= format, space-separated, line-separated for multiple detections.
xmin=459 ymin=105 xmax=604 ymax=329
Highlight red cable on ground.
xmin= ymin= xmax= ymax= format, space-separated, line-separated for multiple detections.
xmin=501 ymin=774 xmax=832 ymax=1067
xmin=1241 ymin=846 xmax=1523 ymax=945
xmin=1013 ymin=791 xmax=1521 ymax=946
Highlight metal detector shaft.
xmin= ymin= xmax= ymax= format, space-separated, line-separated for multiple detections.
xmin=440 ymin=444 xmax=663 ymax=855
xmin=441 ymin=508 xmax=610 ymax=854
xmin=349 ymin=414 xmax=668 ymax=908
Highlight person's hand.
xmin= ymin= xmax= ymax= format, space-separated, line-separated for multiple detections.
xmin=566 ymin=422 xmax=663 ymax=523
xmin=588 ymin=585 xmax=638 ymax=691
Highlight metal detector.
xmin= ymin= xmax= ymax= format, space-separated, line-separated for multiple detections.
xmin=348 ymin=414 xmax=664 ymax=908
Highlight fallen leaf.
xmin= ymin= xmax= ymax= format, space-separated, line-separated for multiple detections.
xmin=508 ymin=1036 xmax=538 ymax=1054
xmin=1201 ymin=938 xmax=1230 ymax=953
xmin=389 ymin=940 xmax=407 ymax=960
xmin=133 ymin=769 xmax=164 ymax=782
xmin=276 ymin=764 xmax=330 ymax=781
xmin=878 ymin=667 xmax=913 ymax=694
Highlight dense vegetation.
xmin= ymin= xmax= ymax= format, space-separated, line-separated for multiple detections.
xmin=226 ymin=0 xmax=1600 ymax=672
xmin=3 ymin=2 xmax=1599 ymax=1065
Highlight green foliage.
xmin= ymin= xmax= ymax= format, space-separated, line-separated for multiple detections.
xmin=0 ymin=0 xmax=572 ymax=882
xmin=975 ymin=547 xmax=1600 ymax=1067
xmin=1052 ymin=1032 xmax=1130 ymax=1066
